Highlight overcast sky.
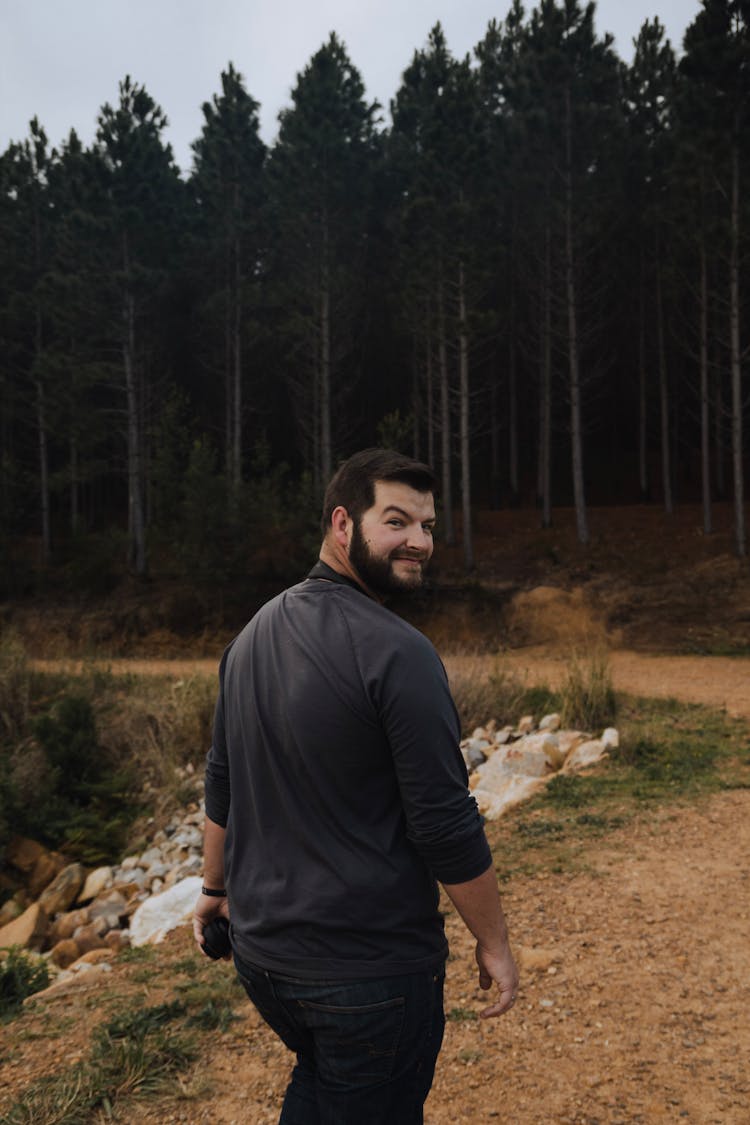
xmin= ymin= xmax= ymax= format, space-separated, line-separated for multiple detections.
xmin=2 ymin=0 xmax=701 ymax=176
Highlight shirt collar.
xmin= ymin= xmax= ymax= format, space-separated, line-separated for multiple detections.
xmin=307 ymin=559 xmax=371 ymax=598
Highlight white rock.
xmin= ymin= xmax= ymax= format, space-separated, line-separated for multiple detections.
xmin=539 ymin=713 xmax=561 ymax=732
xmin=601 ymin=727 xmax=619 ymax=750
xmin=129 ymin=876 xmax=203 ymax=947
xmin=562 ymin=739 xmax=608 ymax=773
xmin=495 ymin=728 xmax=513 ymax=745
xmin=473 ymin=776 xmax=549 ymax=820
xmin=517 ymin=716 xmax=535 ymax=735
xmin=474 ymin=742 xmax=554 ymax=786
xmin=557 ymin=731 xmax=587 ymax=756
xmin=519 ymin=732 xmax=566 ymax=770
xmin=120 ymin=856 xmax=139 ymax=872
xmin=463 ymin=742 xmax=487 ymax=772
xmin=139 ymin=847 xmax=163 ymax=867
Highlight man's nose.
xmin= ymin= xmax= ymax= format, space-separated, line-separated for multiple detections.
xmin=405 ymin=525 xmax=430 ymax=551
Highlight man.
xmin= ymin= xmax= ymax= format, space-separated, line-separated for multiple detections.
xmin=194 ymin=448 xmax=518 ymax=1124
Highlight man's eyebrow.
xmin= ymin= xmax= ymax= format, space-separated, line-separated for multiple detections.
xmin=382 ymin=505 xmax=436 ymax=523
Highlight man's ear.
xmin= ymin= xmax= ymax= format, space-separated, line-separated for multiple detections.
xmin=330 ymin=505 xmax=352 ymax=547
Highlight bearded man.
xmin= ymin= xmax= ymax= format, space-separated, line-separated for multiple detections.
xmin=194 ymin=448 xmax=518 ymax=1125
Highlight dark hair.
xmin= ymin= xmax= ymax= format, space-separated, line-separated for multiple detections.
xmin=321 ymin=448 xmax=437 ymax=535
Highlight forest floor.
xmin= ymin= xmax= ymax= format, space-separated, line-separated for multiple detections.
xmin=2 ymin=502 xmax=750 ymax=1123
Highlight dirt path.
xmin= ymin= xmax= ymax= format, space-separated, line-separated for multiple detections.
xmin=11 ymin=650 xmax=749 ymax=1123
xmin=33 ymin=649 xmax=750 ymax=719
xmin=193 ymin=790 xmax=750 ymax=1125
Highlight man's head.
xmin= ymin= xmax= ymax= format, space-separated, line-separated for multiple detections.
xmin=320 ymin=449 xmax=437 ymax=596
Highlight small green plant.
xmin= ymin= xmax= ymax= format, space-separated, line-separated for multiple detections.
xmin=447 ymin=1007 xmax=479 ymax=1022
xmin=516 ymin=819 xmax=566 ymax=839
xmin=0 ymin=948 xmax=49 ymax=1019
xmin=3 ymin=1009 xmax=197 ymax=1123
xmin=186 ymin=999 xmax=238 ymax=1032
xmin=102 ymin=1000 xmax=186 ymax=1039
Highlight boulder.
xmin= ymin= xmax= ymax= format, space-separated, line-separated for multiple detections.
xmin=0 ymin=902 xmax=49 ymax=951
xmin=89 ymin=891 xmax=128 ymax=925
xmin=23 ymin=963 xmax=111 ymax=1005
xmin=50 ymin=938 xmax=80 ymax=969
xmin=473 ymin=776 xmax=549 ymax=820
xmin=557 ymin=730 xmax=587 ymax=757
xmin=474 ymin=740 xmax=555 ymax=787
xmin=105 ymin=929 xmax=129 ymax=953
xmin=129 ymin=876 xmax=202 ymax=946
xmin=38 ymin=863 xmax=86 ymax=916
xmin=73 ymin=918 xmax=110 ymax=954
xmin=71 ymin=947 xmax=114 ymax=968
xmin=6 ymin=837 xmax=66 ymax=898
xmin=562 ymin=739 xmax=608 ymax=773
xmin=517 ymin=716 xmax=535 ymax=735
xmin=49 ymin=907 xmax=90 ymax=944
xmin=462 ymin=739 xmax=489 ymax=771
xmin=78 ymin=866 xmax=113 ymax=903
xmin=602 ymin=727 xmax=620 ymax=750
xmin=539 ymin=713 xmax=561 ymax=733
xmin=0 ymin=899 xmax=22 ymax=927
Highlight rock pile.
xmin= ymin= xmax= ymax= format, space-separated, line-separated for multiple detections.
xmin=0 ymin=713 xmax=617 ymax=995
xmin=462 ymin=713 xmax=618 ymax=819
xmin=0 ymin=765 xmax=206 ymax=993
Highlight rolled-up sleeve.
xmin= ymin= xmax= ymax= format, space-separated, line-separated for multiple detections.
xmin=204 ymin=648 xmax=232 ymax=827
xmin=378 ymin=635 xmax=492 ymax=885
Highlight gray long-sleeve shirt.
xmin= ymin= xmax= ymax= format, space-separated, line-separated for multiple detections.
xmin=205 ymin=562 xmax=491 ymax=979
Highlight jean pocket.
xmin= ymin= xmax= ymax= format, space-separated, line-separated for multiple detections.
xmin=296 ymin=994 xmax=406 ymax=1085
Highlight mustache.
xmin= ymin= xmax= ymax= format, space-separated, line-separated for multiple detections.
xmin=390 ymin=550 xmax=428 ymax=562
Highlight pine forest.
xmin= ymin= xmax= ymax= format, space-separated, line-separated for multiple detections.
xmin=2 ymin=0 xmax=749 ymax=596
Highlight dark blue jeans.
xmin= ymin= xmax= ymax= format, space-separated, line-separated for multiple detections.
xmin=234 ymin=953 xmax=445 ymax=1124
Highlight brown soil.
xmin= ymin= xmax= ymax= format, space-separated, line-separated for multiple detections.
xmin=6 ymin=501 xmax=750 ymax=1122
xmin=2 ymin=787 xmax=748 ymax=1124
xmin=3 ymin=653 xmax=750 ymax=1123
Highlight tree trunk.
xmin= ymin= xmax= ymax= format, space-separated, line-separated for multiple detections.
xmin=122 ymin=234 xmax=147 ymax=576
xmin=438 ymin=278 xmax=455 ymax=545
xmin=699 ymin=231 xmax=712 ymax=536
xmin=638 ymin=250 xmax=648 ymax=501
xmin=458 ymin=262 xmax=473 ymax=570
xmin=232 ymin=229 xmax=242 ymax=494
xmin=539 ymin=218 xmax=552 ymax=528
xmin=564 ymin=87 xmax=589 ymax=546
xmin=320 ymin=218 xmax=332 ymax=488
xmin=70 ymin=433 xmax=79 ymax=534
xmin=426 ymin=332 xmax=435 ymax=469
xmin=656 ymin=247 xmax=673 ymax=515
xmin=729 ymin=140 xmax=745 ymax=557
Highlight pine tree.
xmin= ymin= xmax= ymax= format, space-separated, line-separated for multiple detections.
xmin=191 ymin=63 xmax=266 ymax=498
xmin=681 ymin=0 xmax=750 ymax=557
xmin=268 ymin=34 xmax=379 ymax=492
xmin=94 ymin=77 xmax=183 ymax=575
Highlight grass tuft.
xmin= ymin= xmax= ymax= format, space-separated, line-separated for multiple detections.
xmin=558 ymin=649 xmax=616 ymax=731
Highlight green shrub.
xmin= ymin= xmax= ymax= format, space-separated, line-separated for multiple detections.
xmin=0 ymin=947 xmax=49 ymax=1019
xmin=18 ymin=693 xmax=137 ymax=864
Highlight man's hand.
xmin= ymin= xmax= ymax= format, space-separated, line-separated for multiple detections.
xmin=475 ymin=941 xmax=519 ymax=1019
xmin=193 ymin=892 xmax=231 ymax=960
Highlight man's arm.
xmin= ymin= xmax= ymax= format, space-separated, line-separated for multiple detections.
xmin=442 ymin=865 xmax=519 ymax=1019
xmin=192 ymin=816 xmax=230 ymax=956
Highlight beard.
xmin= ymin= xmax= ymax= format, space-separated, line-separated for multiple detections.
xmin=349 ymin=520 xmax=428 ymax=596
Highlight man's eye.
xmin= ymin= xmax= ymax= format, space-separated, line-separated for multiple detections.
xmin=423 ymin=525 xmax=434 ymax=534
xmin=388 ymin=519 xmax=404 ymax=527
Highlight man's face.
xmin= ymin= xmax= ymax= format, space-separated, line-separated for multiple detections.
xmin=348 ymin=480 xmax=436 ymax=596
